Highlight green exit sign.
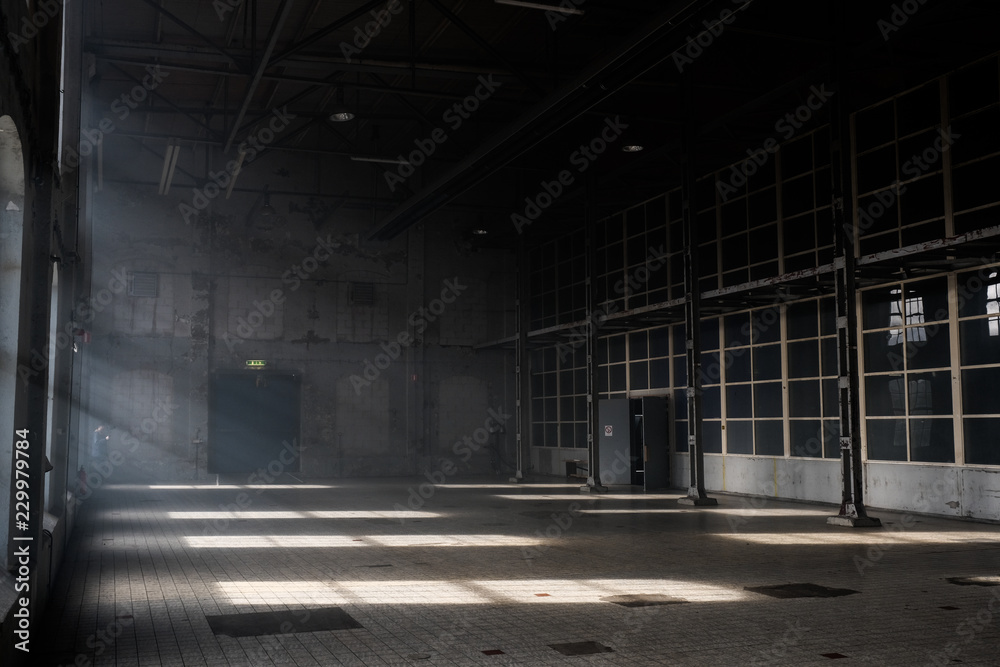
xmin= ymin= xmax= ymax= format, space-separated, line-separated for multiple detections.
xmin=246 ymin=360 xmax=267 ymax=368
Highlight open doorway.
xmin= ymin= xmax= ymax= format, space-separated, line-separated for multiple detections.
xmin=208 ymin=371 xmax=301 ymax=474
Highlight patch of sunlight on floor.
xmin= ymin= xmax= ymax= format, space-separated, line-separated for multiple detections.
xmin=165 ymin=510 xmax=441 ymax=519
xmin=214 ymin=578 xmax=749 ymax=606
xmin=183 ymin=534 xmax=544 ymax=548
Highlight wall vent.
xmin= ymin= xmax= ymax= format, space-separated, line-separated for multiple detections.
xmin=350 ymin=282 xmax=375 ymax=305
xmin=129 ymin=272 xmax=159 ymax=297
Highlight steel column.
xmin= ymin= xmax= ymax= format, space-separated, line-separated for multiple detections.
xmin=678 ymin=72 xmax=716 ymax=507
xmin=827 ymin=13 xmax=880 ymax=528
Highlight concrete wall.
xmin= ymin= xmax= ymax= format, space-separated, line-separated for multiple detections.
xmin=83 ymin=166 xmax=516 ymax=481
xmin=669 ymin=454 xmax=1000 ymax=522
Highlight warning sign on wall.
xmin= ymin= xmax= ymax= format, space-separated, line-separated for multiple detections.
xmin=604 ymin=425 xmax=613 ymax=437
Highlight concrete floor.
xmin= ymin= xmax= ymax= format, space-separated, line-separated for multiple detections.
xmin=39 ymin=476 xmax=1000 ymax=666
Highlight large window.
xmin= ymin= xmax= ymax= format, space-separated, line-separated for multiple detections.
xmin=722 ymin=306 xmax=784 ymax=456
xmin=531 ymin=345 xmax=588 ymax=448
xmin=958 ymin=267 xmax=1000 ymax=466
xmin=786 ymin=297 xmax=840 ymax=458
xmin=854 ymin=80 xmax=948 ymax=255
xmin=862 ymin=277 xmax=954 ymax=463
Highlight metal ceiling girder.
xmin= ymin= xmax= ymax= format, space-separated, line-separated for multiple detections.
xmin=270 ymin=0 xmax=390 ymax=66
xmin=423 ymin=0 xmax=544 ymax=97
xmin=106 ymin=62 xmax=222 ymax=140
xmin=224 ymin=0 xmax=296 ymax=152
xmin=134 ymin=0 xmax=242 ymax=68
xmin=367 ymin=0 xmax=721 ymax=242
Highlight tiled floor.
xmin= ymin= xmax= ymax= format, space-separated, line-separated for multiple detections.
xmin=40 ymin=476 xmax=1000 ymax=666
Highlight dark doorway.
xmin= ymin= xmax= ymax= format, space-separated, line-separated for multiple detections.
xmin=208 ymin=372 xmax=301 ymax=474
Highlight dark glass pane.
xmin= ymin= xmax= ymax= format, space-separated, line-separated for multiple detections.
xmin=650 ymin=357 xmax=669 ymax=388
xmin=755 ymin=421 xmax=784 ymax=456
xmin=702 ymin=352 xmax=723 ymax=384
xmin=649 ymin=327 xmax=670 ymax=358
xmin=823 ymin=420 xmax=841 ymax=458
xmin=790 ymin=420 xmax=824 ymax=457
xmin=748 ymin=186 xmax=777 ymax=223
xmin=951 ymin=107 xmax=1000 ymax=166
xmin=630 ymin=361 xmax=648 ymax=390
xmin=721 ymin=197 xmax=748 ymax=237
xmin=819 ymin=298 xmax=836 ymax=335
xmin=959 ymin=319 xmax=1000 ymax=366
xmin=867 ymin=419 xmax=908 ymax=461
xmin=673 ymin=356 xmax=687 ymax=387
xmin=906 ymin=325 xmax=949 ymax=370
xmin=754 ymin=344 xmax=782 ymax=380
xmin=864 ymin=331 xmax=905 ymax=373
xmin=896 ymin=82 xmax=936 ymax=137
xmin=703 ymin=420 xmax=723 ymax=453
xmin=906 ymin=278 xmax=949 ymax=322
xmin=962 ymin=368 xmax=1000 ymax=414
xmin=788 ymin=340 xmax=820 ymax=378
xmin=610 ymin=364 xmax=626 ymax=392
xmin=727 ymin=348 xmax=752 ymax=383
xmin=964 ymin=418 xmax=1000 ymax=466
xmin=907 ymin=371 xmax=952 ymax=416
xmin=949 ymin=56 xmax=999 ymax=118
xmin=957 ymin=268 xmax=1000 ymax=318
xmin=722 ymin=234 xmax=749 ymax=272
xmin=560 ymin=423 xmax=574 ymax=446
xmin=784 ymin=213 xmax=815 ymax=255
xmin=866 ymin=374 xmax=907 ymax=416
xmin=783 ymin=174 xmax=815 ymax=217
xmin=821 ymin=337 xmax=838 ymax=376
xmin=789 ymin=380 xmax=821 ymax=418
xmin=754 ymin=382 xmax=783 ymax=418
xmin=727 ymin=420 xmax=753 ymax=454
xmin=725 ymin=312 xmax=752 ymax=348
xmin=609 ymin=334 xmax=626 ymax=363
xmin=855 ymin=101 xmax=894 ymax=153
xmin=726 ymin=384 xmax=752 ymax=419
xmin=752 ymin=307 xmax=781 ymax=344
xmin=856 ymin=145 xmax=897 ymax=195
xmin=862 ymin=285 xmax=902 ymax=330
xmin=545 ymin=423 xmax=558 ymax=446
xmin=782 ymin=135 xmax=813 ymax=179
xmin=630 ymin=331 xmax=648 ymax=359
xmin=749 ymin=224 xmax=779 ymax=263
xmin=598 ymin=365 xmax=608 ymax=394
xmin=701 ymin=318 xmax=720 ymax=350
xmin=899 ymin=173 xmax=945 ymax=227
xmin=909 ymin=419 xmax=954 ymax=463
xmin=787 ymin=301 xmax=818 ymax=340
xmin=953 ymin=155 xmax=1000 ymax=212
xmin=703 ymin=385 xmax=722 ymax=419
xmin=823 ymin=378 xmax=839 ymax=418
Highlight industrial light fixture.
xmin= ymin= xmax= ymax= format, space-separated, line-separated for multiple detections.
xmin=259 ymin=186 xmax=276 ymax=217
xmin=494 ymin=0 xmax=584 ymax=15
xmin=622 ymin=145 xmax=644 ymax=153
xmin=472 ymin=228 xmax=488 ymax=236
xmin=329 ymin=88 xmax=355 ymax=122
xmin=350 ymin=155 xmax=411 ymax=165
xmin=158 ymin=140 xmax=180 ymax=195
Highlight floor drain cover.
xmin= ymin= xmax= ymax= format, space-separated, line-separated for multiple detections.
xmin=206 ymin=607 xmax=363 ymax=637
xmin=821 ymin=653 xmax=849 ymax=659
xmin=548 ymin=641 xmax=614 ymax=656
xmin=745 ymin=583 xmax=860 ymax=599
xmin=946 ymin=576 xmax=1000 ymax=587
xmin=600 ymin=594 xmax=688 ymax=607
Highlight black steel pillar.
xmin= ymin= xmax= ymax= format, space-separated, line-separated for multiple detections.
xmin=828 ymin=11 xmax=880 ymax=527
xmin=678 ymin=72 xmax=716 ymax=507
xmin=585 ymin=177 xmax=606 ymax=492
xmin=512 ymin=238 xmax=530 ymax=482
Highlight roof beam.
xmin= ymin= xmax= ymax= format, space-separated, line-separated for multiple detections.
xmin=225 ymin=0 xmax=296 ymax=152
xmin=134 ymin=0 xmax=242 ymax=69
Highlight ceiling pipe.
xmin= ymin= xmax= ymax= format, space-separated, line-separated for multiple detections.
xmin=367 ymin=0 xmax=728 ymax=242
